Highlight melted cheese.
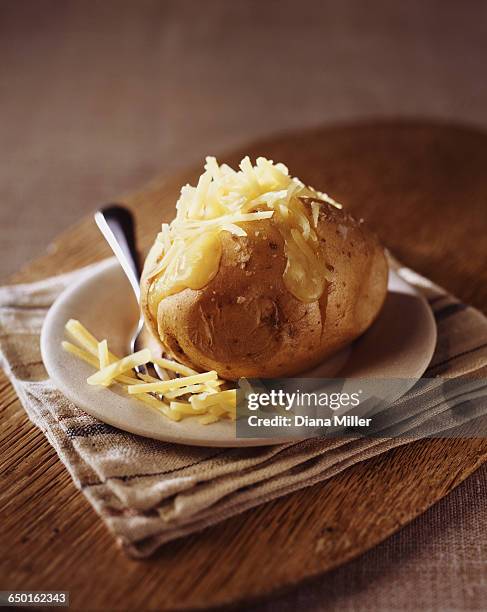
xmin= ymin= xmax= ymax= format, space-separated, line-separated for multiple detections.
xmin=147 ymin=230 xmax=222 ymax=316
xmin=145 ymin=156 xmax=340 ymax=314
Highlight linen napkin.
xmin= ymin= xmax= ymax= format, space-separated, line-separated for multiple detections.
xmin=1 ymin=260 xmax=486 ymax=557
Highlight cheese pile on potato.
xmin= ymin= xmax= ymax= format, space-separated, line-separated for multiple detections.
xmin=141 ymin=157 xmax=388 ymax=379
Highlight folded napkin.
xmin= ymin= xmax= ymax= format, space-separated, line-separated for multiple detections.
xmin=1 ymin=261 xmax=486 ymax=557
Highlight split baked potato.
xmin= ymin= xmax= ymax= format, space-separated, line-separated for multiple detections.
xmin=141 ymin=157 xmax=388 ymax=379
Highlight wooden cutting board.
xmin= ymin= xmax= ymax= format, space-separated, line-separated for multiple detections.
xmin=2 ymin=121 xmax=487 ymax=610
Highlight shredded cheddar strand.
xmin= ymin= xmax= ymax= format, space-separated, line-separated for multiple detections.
xmin=62 ymin=320 xmax=236 ymax=423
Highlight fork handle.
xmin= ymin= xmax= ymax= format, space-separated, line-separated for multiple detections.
xmin=94 ymin=205 xmax=142 ymax=303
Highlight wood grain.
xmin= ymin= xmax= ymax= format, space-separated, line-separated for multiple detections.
xmin=1 ymin=121 xmax=487 ymax=610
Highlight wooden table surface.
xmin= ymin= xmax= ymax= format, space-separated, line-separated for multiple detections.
xmin=1 ymin=122 xmax=487 ymax=610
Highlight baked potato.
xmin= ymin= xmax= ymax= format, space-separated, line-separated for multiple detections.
xmin=141 ymin=157 xmax=388 ymax=379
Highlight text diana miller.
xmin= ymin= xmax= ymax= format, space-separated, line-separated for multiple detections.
xmin=248 ymin=415 xmax=372 ymax=427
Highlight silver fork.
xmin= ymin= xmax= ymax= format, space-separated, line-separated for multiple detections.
xmin=94 ymin=205 xmax=166 ymax=382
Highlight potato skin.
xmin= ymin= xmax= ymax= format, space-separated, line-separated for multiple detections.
xmin=141 ymin=205 xmax=388 ymax=379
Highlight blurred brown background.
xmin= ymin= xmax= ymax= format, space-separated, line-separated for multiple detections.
xmin=1 ymin=0 xmax=487 ymax=280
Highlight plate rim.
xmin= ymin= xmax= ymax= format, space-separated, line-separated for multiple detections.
xmin=40 ymin=258 xmax=437 ymax=448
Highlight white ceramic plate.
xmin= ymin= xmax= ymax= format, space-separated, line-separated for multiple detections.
xmin=41 ymin=259 xmax=436 ymax=447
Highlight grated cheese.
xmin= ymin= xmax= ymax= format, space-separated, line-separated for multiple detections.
xmin=190 ymin=389 xmax=237 ymax=410
xmin=152 ymin=356 xmax=199 ymax=377
xmin=87 ymin=349 xmax=152 ymax=387
xmin=127 ymin=371 xmax=218 ymax=395
xmin=169 ymin=401 xmax=208 ymax=415
xmin=145 ymin=157 xmax=342 ymax=312
xmin=97 ymin=339 xmax=110 ymax=370
xmin=62 ymin=341 xmax=143 ymax=386
xmin=62 ymin=340 xmax=99 ymax=369
xmin=62 ymin=321 xmax=235 ymax=424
